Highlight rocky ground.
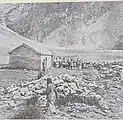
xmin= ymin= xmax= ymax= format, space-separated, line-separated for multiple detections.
xmin=0 ymin=69 xmax=39 ymax=87
xmin=0 ymin=63 xmax=123 ymax=119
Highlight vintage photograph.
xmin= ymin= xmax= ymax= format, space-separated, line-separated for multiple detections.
xmin=0 ymin=2 xmax=123 ymax=119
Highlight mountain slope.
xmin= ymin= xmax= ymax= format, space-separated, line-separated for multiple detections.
xmin=0 ymin=2 xmax=114 ymax=43
xmin=0 ymin=24 xmax=50 ymax=64
xmin=44 ymin=2 xmax=123 ymax=50
xmin=0 ymin=2 xmax=123 ymax=50
xmin=43 ymin=10 xmax=112 ymax=49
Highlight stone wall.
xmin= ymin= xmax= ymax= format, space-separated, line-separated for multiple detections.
xmin=9 ymin=56 xmax=41 ymax=70
xmin=9 ymin=45 xmax=41 ymax=70
xmin=0 ymin=69 xmax=39 ymax=87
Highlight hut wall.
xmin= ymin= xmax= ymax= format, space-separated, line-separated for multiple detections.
xmin=9 ymin=46 xmax=41 ymax=70
xmin=40 ymin=55 xmax=52 ymax=70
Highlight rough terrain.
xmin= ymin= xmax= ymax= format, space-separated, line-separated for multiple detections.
xmin=0 ymin=62 xmax=123 ymax=119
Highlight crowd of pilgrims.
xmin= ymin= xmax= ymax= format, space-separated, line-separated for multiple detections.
xmin=52 ymin=57 xmax=122 ymax=70
xmin=53 ymin=57 xmax=84 ymax=69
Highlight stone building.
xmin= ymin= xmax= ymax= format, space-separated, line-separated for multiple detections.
xmin=8 ymin=43 xmax=53 ymax=71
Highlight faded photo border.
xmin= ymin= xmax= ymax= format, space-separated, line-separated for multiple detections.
xmin=0 ymin=1 xmax=122 ymax=120
xmin=0 ymin=0 xmax=122 ymax=3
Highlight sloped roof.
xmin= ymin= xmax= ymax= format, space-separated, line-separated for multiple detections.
xmin=0 ymin=24 xmax=52 ymax=56
xmin=0 ymin=24 xmax=53 ymax=64
xmin=9 ymin=42 xmax=52 ymax=56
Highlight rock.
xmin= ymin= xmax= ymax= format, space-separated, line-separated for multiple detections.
xmin=35 ymin=89 xmax=46 ymax=94
xmin=70 ymin=89 xmax=76 ymax=94
xmin=19 ymin=87 xmax=29 ymax=96
xmin=56 ymin=86 xmax=64 ymax=92
xmin=68 ymin=82 xmax=78 ymax=91
xmin=53 ymin=78 xmax=64 ymax=85
xmin=25 ymin=90 xmax=33 ymax=96
xmin=62 ymin=74 xmax=73 ymax=82
xmin=28 ymin=84 xmax=35 ymax=91
xmin=8 ymin=100 xmax=16 ymax=107
xmin=12 ymin=91 xmax=21 ymax=99
xmin=48 ymin=103 xmax=57 ymax=114
xmin=34 ymin=82 xmax=42 ymax=90
xmin=63 ymin=82 xmax=68 ymax=88
xmin=0 ymin=102 xmax=9 ymax=109
xmin=64 ymin=88 xmax=70 ymax=96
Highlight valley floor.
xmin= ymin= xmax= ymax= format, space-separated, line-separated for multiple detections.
xmin=0 ymin=64 xmax=123 ymax=119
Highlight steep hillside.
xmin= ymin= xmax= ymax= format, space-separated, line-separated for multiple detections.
xmin=0 ymin=2 xmax=115 ymax=46
xmin=0 ymin=2 xmax=123 ymax=50
xmin=44 ymin=2 xmax=123 ymax=50
xmin=108 ymin=3 xmax=123 ymax=50
xmin=43 ymin=10 xmax=112 ymax=49
xmin=89 ymin=2 xmax=123 ymax=50
xmin=0 ymin=24 xmax=50 ymax=64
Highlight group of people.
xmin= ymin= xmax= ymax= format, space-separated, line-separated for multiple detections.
xmin=53 ymin=57 xmax=122 ymax=70
xmin=53 ymin=57 xmax=88 ymax=70
xmin=41 ymin=56 xmax=122 ymax=73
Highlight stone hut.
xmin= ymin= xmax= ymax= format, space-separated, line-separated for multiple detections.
xmin=8 ymin=43 xmax=53 ymax=71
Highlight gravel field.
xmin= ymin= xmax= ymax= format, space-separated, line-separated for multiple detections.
xmin=0 ymin=69 xmax=39 ymax=87
xmin=0 ymin=64 xmax=123 ymax=119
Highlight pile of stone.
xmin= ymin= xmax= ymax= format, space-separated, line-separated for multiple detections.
xmin=0 ymin=73 xmax=105 ymax=118
xmin=53 ymin=74 xmax=103 ymax=110
xmin=0 ymin=76 xmax=48 ymax=112
xmin=98 ymin=63 xmax=123 ymax=80
xmin=1 ymin=68 xmax=123 ymax=119
xmin=49 ymin=74 xmax=117 ymax=119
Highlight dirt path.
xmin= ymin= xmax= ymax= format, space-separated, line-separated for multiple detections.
xmin=47 ymin=68 xmax=98 ymax=78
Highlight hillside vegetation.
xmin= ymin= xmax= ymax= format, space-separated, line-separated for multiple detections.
xmin=0 ymin=2 xmax=123 ymax=49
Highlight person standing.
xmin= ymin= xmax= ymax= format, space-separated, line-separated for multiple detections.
xmin=55 ymin=58 xmax=58 ymax=68
xmin=70 ymin=59 xmax=73 ymax=69
xmin=62 ymin=57 xmax=66 ymax=68
xmin=81 ymin=60 xmax=84 ymax=69
xmin=76 ymin=58 xmax=80 ymax=69
xmin=42 ymin=59 xmax=46 ymax=74
xmin=67 ymin=58 xmax=70 ymax=69
xmin=46 ymin=78 xmax=57 ymax=115
xmin=53 ymin=57 xmax=56 ymax=68
xmin=73 ymin=59 xmax=76 ymax=69
xmin=58 ymin=57 xmax=62 ymax=68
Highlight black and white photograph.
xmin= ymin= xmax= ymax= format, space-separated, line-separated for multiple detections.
xmin=0 ymin=1 xmax=123 ymax=119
